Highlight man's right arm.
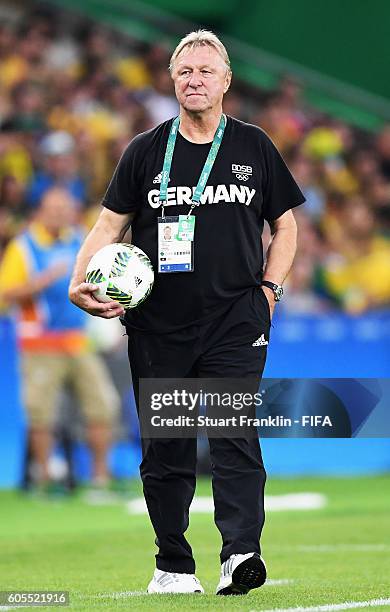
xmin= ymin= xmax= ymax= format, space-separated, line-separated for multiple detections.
xmin=69 ymin=207 xmax=134 ymax=319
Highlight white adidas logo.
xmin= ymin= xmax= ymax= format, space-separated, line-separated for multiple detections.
xmin=252 ymin=334 xmax=268 ymax=347
xmin=153 ymin=172 xmax=171 ymax=184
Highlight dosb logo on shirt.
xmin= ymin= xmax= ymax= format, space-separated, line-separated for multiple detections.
xmin=232 ymin=164 xmax=253 ymax=181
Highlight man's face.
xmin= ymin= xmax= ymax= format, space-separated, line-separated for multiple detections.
xmin=172 ymin=45 xmax=231 ymax=114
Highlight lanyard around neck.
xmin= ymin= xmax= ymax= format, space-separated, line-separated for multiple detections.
xmin=159 ymin=114 xmax=226 ymax=217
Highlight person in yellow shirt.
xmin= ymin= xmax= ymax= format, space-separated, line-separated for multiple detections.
xmin=322 ymin=196 xmax=390 ymax=312
xmin=0 ymin=187 xmax=119 ymax=489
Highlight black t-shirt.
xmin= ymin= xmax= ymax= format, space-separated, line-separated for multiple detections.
xmin=102 ymin=116 xmax=305 ymax=333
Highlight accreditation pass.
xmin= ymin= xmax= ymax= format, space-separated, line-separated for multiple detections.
xmin=157 ymin=216 xmax=194 ymax=273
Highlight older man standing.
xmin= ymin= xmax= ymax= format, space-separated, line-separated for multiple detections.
xmin=69 ymin=31 xmax=304 ymax=595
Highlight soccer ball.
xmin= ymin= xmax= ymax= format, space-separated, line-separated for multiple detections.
xmin=86 ymin=243 xmax=154 ymax=309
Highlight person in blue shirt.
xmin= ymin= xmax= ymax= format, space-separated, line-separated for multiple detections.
xmin=27 ymin=131 xmax=87 ymax=208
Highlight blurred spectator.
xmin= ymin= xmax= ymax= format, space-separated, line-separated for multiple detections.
xmin=139 ymin=66 xmax=179 ymax=126
xmin=276 ymin=75 xmax=311 ymax=132
xmin=0 ymin=187 xmax=119 ymax=490
xmin=290 ymin=154 xmax=326 ymax=222
xmin=221 ymin=89 xmax=243 ymax=119
xmin=10 ymin=81 xmax=46 ymax=133
xmin=253 ymin=94 xmax=303 ymax=153
xmin=0 ymin=21 xmax=27 ymax=91
xmin=319 ymin=195 xmax=390 ymax=313
xmin=0 ymin=118 xmax=33 ymax=186
xmin=376 ymin=124 xmax=390 ymax=179
xmin=0 ymin=175 xmax=27 ymax=256
xmin=26 ymin=130 xmax=86 ymax=207
xmin=366 ymin=173 xmax=390 ymax=210
xmin=283 ymin=256 xmax=329 ymax=314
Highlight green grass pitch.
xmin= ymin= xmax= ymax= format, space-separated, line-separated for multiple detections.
xmin=0 ymin=476 xmax=389 ymax=611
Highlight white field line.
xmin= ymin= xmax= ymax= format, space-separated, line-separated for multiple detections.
xmin=126 ymin=493 xmax=327 ymax=514
xmin=252 ymin=597 xmax=390 ymax=612
xmin=266 ymin=494 xmax=327 ymax=511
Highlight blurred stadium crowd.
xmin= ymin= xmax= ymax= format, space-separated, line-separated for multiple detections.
xmin=1 ymin=5 xmax=390 ymax=314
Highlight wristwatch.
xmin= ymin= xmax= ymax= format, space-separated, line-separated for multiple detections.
xmin=261 ymin=280 xmax=284 ymax=302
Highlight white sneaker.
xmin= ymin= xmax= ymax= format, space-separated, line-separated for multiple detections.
xmin=216 ymin=552 xmax=267 ymax=595
xmin=147 ymin=568 xmax=204 ymax=593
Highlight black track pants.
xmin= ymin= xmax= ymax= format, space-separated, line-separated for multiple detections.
xmin=127 ymin=287 xmax=271 ymax=573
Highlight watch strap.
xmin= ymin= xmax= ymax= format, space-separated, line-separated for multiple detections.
xmin=261 ymin=280 xmax=284 ymax=301
xmin=261 ymin=280 xmax=278 ymax=291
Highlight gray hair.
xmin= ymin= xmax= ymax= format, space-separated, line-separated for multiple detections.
xmin=169 ymin=29 xmax=231 ymax=74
